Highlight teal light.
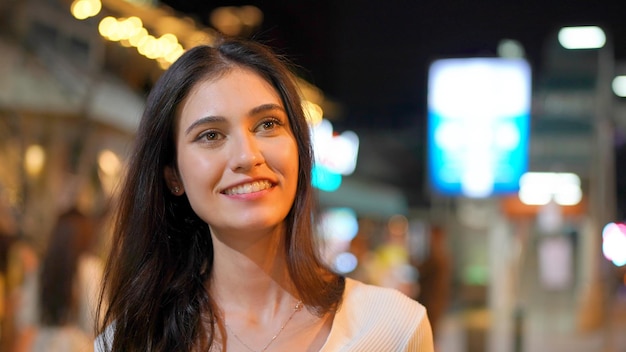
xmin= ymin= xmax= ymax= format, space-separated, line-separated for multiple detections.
xmin=312 ymin=164 xmax=342 ymax=192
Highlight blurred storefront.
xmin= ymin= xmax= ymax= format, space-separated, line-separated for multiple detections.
xmin=0 ymin=43 xmax=136 ymax=247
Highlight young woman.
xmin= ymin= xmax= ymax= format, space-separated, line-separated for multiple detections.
xmin=95 ymin=37 xmax=433 ymax=352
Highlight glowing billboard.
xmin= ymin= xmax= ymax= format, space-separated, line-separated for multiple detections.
xmin=427 ymin=57 xmax=531 ymax=197
xmin=310 ymin=119 xmax=360 ymax=192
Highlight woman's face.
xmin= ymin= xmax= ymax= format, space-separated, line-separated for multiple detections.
xmin=168 ymin=67 xmax=299 ymax=239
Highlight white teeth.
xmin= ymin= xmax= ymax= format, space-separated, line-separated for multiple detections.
xmin=224 ymin=180 xmax=272 ymax=195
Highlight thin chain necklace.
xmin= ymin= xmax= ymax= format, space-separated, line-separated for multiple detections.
xmin=225 ymin=300 xmax=303 ymax=352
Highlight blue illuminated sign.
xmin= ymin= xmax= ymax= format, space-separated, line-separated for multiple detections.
xmin=427 ymin=58 xmax=531 ymax=197
xmin=312 ymin=164 xmax=342 ymax=192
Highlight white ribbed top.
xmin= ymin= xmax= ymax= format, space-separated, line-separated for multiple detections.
xmin=95 ymin=278 xmax=434 ymax=352
xmin=319 ymin=278 xmax=434 ymax=351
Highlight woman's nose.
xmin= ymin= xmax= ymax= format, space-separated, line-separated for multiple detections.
xmin=230 ymin=133 xmax=264 ymax=171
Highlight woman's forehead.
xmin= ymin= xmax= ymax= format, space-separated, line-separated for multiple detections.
xmin=190 ymin=69 xmax=279 ymax=107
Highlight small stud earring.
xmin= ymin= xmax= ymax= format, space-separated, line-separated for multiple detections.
xmin=173 ymin=186 xmax=180 ymax=194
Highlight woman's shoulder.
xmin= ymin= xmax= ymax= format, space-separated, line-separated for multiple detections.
xmin=321 ymin=278 xmax=432 ymax=351
xmin=33 ymin=326 xmax=94 ymax=352
xmin=342 ymin=277 xmax=426 ymax=320
xmin=94 ymin=322 xmax=115 ymax=352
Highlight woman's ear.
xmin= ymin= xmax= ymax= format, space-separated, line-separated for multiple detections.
xmin=164 ymin=166 xmax=184 ymax=196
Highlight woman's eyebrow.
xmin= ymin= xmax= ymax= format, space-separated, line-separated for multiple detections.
xmin=249 ymin=103 xmax=286 ymax=115
xmin=183 ymin=104 xmax=285 ymax=135
xmin=184 ymin=115 xmax=226 ymax=135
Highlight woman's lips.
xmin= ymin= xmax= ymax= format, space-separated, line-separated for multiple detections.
xmin=222 ymin=180 xmax=274 ymax=195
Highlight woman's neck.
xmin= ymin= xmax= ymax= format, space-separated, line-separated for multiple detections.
xmin=209 ymin=226 xmax=297 ymax=314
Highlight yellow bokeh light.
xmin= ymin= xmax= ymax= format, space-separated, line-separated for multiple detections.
xmin=159 ymin=33 xmax=178 ymax=46
xmin=98 ymin=16 xmax=117 ymax=39
xmin=302 ymin=100 xmax=324 ymax=126
xmin=126 ymin=16 xmax=143 ymax=31
xmin=117 ymin=17 xmax=143 ymax=41
xmin=137 ymin=35 xmax=159 ymax=59
xmin=24 ymin=144 xmax=45 ymax=177
xmin=164 ymin=44 xmax=184 ymax=63
xmin=156 ymin=34 xmax=180 ymax=58
xmin=210 ymin=7 xmax=242 ymax=36
xmin=128 ymin=27 xmax=148 ymax=47
xmin=98 ymin=149 xmax=121 ymax=176
xmin=94 ymin=13 xmax=189 ymax=69
xmin=239 ymin=5 xmax=263 ymax=27
xmin=70 ymin=0 xmax=102 ymax=20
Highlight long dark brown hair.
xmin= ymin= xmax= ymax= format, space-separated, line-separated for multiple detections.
xmin=96 ymin=37 xmax=344 ymax=351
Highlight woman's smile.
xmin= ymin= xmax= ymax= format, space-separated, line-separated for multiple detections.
xmin=222 ymin=180 xmax=275 ymax=195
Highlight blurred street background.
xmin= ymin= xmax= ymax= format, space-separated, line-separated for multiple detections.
xmin=1 ymin=0 xmax=626 ymax=351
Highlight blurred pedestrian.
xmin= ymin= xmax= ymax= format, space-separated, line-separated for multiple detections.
xmin=0 ymin=227 xmax=17 ymax=352
xmin=0 ymin=199 xmax=34 ymax=352
xmin=14 ymin=208 xmax=102 ymax=352
xmin=368 ymin=215 xmax=420 ymax=299
xmin=416 ymin=225 xmax=453 ymax=340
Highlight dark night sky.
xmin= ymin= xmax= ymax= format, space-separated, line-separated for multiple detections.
xmin=160 ymin=0 xmax=626 ymax=130
xmin=160 ymin=0 xmax=626 ymax=208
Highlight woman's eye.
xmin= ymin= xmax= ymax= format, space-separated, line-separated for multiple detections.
xmin=258 ymin=118 xmax=282 ymax=131
xmin=199 ymin=131 xmax=222 ymax=141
